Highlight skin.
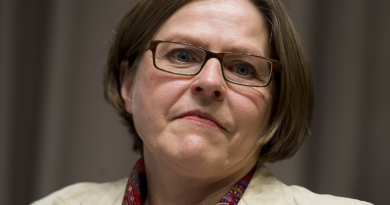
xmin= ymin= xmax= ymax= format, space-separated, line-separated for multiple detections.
xmin=121 ymin=0 xmax=273 ymax=204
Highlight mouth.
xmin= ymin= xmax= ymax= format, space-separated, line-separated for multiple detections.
xmin=177 ymin=110 xmax=226 ymax=130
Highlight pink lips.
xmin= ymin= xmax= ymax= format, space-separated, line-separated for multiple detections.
xmin=178 ymin=110 xmax=225 ymax=130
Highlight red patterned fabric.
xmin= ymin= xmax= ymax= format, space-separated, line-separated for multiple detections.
xmin=217 ymin=166 xmax=255 ymax=205
xmin=122 ymin=158 xmax=256 ymax=205
xmin=122 ymin=158 xmax=145 ymax=205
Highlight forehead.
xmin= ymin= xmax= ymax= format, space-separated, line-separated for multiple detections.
xmin=153 ymin=0 xmax=270 ymax=57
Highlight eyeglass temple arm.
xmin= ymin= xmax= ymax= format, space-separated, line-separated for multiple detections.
xmin=142 ymin=42 xmax=151 ymax=52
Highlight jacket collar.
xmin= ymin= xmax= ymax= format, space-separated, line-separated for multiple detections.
xmin=238 ymin=164 xmax=293 ymax=205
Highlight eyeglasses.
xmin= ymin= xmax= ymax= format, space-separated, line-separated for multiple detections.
xmin=144 ymin=40 xmax=280 ymax=87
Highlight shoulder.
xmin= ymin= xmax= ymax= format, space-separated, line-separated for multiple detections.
xmin=30 ymin=178 xmax=128 ymax=205
xmin=288 ymin=185 xmax=372 ymax=205
xmin=239 ymin=164 xmax=373 ymax=205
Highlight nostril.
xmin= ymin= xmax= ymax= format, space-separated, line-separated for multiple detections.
xmin=214 ymin=90 xmax=220 ymax=97
xmin=196 ymin=87 xmax=203 ymax=92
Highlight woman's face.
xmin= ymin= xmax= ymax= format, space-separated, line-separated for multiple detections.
xmin=121 ymin=0 xmax=273 ymax=177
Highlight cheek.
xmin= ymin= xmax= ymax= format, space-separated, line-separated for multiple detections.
xmin=131 ymin=60 xmax=191 ymax=136
xmin=133 ymin=73 xmax=187 ymax=113
xmin=225 ymin=87 xmax=273 ymax=160
xmin=229 ymin=86 xmax=273 ymax=136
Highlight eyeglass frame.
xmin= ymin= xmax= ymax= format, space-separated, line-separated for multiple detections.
xmin=143 ymin=40 xmax=281 ymax=87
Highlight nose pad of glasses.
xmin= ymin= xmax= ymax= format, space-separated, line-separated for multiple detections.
xmin=197 ymin=58 xmax=224 ymax=81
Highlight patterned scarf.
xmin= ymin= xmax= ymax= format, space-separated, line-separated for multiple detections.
xmin=122 ymin=158 xmax=256 ymax=205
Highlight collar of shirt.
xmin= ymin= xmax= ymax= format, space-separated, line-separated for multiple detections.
xmin=122 ymin=158 xmax=256 ymax=205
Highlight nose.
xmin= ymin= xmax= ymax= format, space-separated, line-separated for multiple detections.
xmin=190 ymin=58 xmax=226 ymax=101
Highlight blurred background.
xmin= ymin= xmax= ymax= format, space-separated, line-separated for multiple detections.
xmin=1 ymin=0 xmax=389 ymax=204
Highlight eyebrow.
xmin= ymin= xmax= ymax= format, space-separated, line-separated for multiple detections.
xmin=160 ymin=34 xmax=267 ymax=57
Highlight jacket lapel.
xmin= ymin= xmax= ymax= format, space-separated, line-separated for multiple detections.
xmin=238 ymin=164 xmax=293 ymax=205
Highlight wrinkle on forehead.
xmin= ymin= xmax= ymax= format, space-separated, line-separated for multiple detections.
xmin=155 ymin=0 xmax=270 ymax=57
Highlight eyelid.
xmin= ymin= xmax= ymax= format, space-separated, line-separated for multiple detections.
xmin=224 ymin=59 xmax=255 ymax=68
xmin=171 ymin=48 xmax=203 ymax=62
xmin=225 ymin=60 xmax=258 ymax=76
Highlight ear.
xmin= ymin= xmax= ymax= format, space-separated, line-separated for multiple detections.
xmin=120 ymin=60 xmax=135 ymax=114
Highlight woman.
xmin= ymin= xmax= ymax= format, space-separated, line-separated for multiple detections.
xmin=32 ymin=0 xmax=372 ymax=204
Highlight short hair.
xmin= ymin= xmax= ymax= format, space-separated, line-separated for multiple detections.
xmin=103 ymin=0 xmax=314 ymax=163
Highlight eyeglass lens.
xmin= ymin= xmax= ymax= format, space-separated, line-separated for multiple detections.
xmin=154 ymin=42 xmax=272 ymax=86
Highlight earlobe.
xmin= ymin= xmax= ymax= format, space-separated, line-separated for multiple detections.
xmin=120 ymin=60 xmax=135 ymax=114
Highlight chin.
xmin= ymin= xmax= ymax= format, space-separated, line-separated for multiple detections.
xmin=158 ymin=134 xmax=228 ymax=177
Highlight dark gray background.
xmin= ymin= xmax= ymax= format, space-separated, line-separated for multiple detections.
xmin=1 ymin=0 xmax=389 ymax=204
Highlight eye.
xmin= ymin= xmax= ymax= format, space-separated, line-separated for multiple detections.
xmin=234 ymin=64 xmax=252 ymax=76
xmin=173 ymin=50 xmax=191 ymax=62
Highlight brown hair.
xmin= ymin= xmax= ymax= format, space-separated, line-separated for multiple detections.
xmin=103 ymin=0 xmax=314 ymax=162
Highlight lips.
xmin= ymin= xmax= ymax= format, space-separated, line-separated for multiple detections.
xmin=177 ymin=110 xmax=225 ymax=130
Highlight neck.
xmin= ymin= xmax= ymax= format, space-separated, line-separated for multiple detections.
xmin=143 ymin=148 xmax=257 ymax=205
